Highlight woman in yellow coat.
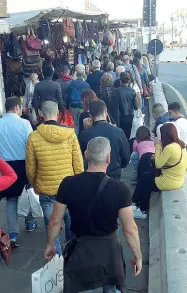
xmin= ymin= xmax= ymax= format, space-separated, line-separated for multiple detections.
xmin=155 ymin=123 xmax=187 ymax=190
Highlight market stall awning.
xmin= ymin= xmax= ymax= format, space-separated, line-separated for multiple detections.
xmin=4 ymin=10 xmax=41 ymax=28
xmin=5 ymin=7 xmax=108 ymax=34
xmin=26 ymin=8 xmax=107 ymax=23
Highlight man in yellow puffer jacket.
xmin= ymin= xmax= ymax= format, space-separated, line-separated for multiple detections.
xmin=26 ymin=99 xmax=84 ymax=255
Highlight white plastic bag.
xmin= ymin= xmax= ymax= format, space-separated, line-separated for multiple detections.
xmin=32 ymin=255 xmax=64 ymax=293
xmin=130 ymin=109 xmax=144 ymax=140
xmin=17 ymin=187 xmax=30 ymax=217
xmin=18 ymin=187 xmax=43 ymax=218
xmin=27 ymin=188 xmax=43 ymax=218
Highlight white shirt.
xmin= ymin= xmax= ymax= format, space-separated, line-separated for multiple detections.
xmin=174 ymin=117 xmax=187 ymax=145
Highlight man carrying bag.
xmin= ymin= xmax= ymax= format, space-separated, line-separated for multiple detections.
xmin=45 ymin=137 xmax=142 ymax=293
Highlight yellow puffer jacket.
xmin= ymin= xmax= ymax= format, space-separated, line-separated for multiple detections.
xmin=26 ymin=123 xmax=84 ymax=196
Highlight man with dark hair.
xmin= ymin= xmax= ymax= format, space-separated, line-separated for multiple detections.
xmin=111 ymin=72 xmax=139 ymax=141
xmin=32 ymin=67 xmax=63 ymax=115
xmin=56 ymin=66 xmax=72 ymax=102
xmin=168 ymin=102 xmax=187 ymax=145
xmin=0 ymin=97 xmax=37 ymax=247
xmin=134 ymin=50 xmax=142 ymax=60
xmin=79 ymin=100 xmax=130 ymax=179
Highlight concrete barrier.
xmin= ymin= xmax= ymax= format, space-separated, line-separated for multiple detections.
xmin=149 ymin=81 xmax=187 ymax=293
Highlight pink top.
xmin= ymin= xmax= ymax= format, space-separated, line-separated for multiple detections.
xmin=133 ymin=140 xmax=155 ymax=159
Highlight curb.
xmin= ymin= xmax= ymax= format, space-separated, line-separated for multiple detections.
xmin=149 ymin=82 xmax=187 ymax=292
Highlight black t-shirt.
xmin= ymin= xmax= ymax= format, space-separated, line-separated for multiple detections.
xmin=56 ymin=172 xmax=132 ymax=236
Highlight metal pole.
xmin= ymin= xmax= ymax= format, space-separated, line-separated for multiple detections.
xmin=163 ymin=22 xmax=165 ymax=44
xmin=149 ymin=0 xmax=152 ymax=42
xmin=154 ymin=39 xmax=157 ymax=82
xmin=171 ymin=17 xmax=174 ymax=48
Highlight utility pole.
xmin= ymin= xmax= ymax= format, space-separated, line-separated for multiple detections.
xmin=163 ymin=22 xmax=165 ymax=44
xmin=171 ymin=16 xmax=174 ymax=48
xmin=149 ymin=0 xmax=152 ymax=42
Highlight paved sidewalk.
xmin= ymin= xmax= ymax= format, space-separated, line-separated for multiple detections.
xmin=0 ymin=164 xmax=148 ymax=293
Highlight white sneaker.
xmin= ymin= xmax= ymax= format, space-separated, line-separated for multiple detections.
xmin=132 ymin=205 xmax=137 ymax=211
xmin=133 ymin=208 xmax=147 ymax=219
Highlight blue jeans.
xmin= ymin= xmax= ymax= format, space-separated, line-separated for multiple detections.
xmin=7 ymin=196 xmax=36 ymax=239
xmin=80 ymin=285 xmax=119 ymax=293
xmin=130 ymin=152 xmax=139 ymax=169
xmin=39 ymin=195 xmax=62 ymax=256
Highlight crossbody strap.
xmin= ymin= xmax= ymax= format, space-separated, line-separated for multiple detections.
xmin=163 ymin=149 xmax=183 ymax=170
xmin=83 ymin=175 xmax=110 ymax=234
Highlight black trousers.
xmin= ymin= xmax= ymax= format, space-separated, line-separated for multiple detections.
xmin=120 ymin=115 xmax=134 ymax=141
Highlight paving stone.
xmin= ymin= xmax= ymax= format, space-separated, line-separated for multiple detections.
xmin=0 ymin=270 xmax=30 ymax=293
xmin=0 ymin=165 xmax=148 ymax=293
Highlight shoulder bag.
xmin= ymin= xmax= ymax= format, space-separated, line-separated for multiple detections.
xmin=0 ymin=229 xmax=11 ymax=265
xmin=63 ymin=175 xmax=110 ymax=266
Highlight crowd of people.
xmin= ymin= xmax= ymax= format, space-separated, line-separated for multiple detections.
xmin=0 ymin=48 xmax=187 ymax=293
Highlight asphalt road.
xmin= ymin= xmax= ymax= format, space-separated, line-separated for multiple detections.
xmin=158 ymin=63 xmax=187 ymax=100
xmin=158 ymin=63 xmax=187 ymax=116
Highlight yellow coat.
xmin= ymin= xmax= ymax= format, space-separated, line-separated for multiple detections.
xmin=155 ymin=143 xmax=187 ymax=190
xmin=26 ymin=123 xmax=84 ymax=196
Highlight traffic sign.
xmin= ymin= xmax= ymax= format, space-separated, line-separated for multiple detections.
xmin=148 ymin=39 xmax=163 ymax=55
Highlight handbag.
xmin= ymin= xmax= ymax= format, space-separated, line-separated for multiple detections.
xmin=63 ymin=175 xmax=110 ymax=266
xmin=0 ymin=230 xmax=11 ymax=265
xmin=26 ymin=28 xmax=42 ymax=50
xmin=24 ymin=55 xmax=41 ymax=65
xmin=22 ymin=41 xmax=40 ymax=57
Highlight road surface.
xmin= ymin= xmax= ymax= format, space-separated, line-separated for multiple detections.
xmin=158 ymin=63 xmax=187 ymax=116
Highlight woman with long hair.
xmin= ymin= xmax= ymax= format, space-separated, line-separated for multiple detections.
xmin=78 ymin=89 xmax=98 ymax=134
xmin=100 ymin=73 xmax=114 ymax=112
xmin=155 ymin=123 xmax=187 ymax=190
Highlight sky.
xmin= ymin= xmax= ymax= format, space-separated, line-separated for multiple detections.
xmin=6 ymin=0 xmax=187 ymax=23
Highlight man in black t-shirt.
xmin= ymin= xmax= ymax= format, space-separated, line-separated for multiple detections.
xmin=45 ymin=137 xmax=142 ymax=293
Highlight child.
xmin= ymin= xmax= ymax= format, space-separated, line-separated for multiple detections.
xmin=131 ymin=125 xmax=155 ymax=170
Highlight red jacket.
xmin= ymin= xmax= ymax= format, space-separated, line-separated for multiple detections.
xmin=58 ymin=110 xmax=74 ymax=128
xmin=0 ymin=159 xmax=17 ymax=191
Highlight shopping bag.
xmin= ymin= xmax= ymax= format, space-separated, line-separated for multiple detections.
xmin=130 ymin=109 xmax=144 ymax=140
xmin=32 ymin=255 xmax=64 ymax=293
xmin=27 ymin=188 xmax=43 ymax=218
xmin=17 ymin=187 xmax=30 ymax=217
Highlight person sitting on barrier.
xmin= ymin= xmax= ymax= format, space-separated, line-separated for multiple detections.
xmin=131 ymin=126 xmax=155 ymax=170
xmin=152 ymin=103 xmax=174 ymax=135
xmin=168 ymin=102 xmax=187 ymax=146
xmin=154 ymin=123 xmax=187 ymax=191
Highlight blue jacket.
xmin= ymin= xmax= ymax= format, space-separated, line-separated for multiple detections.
xmin=153 ymin=113 xmax=174 ymax=135
xmin=67 ymin=79 xmax=90 ymax=109
xmin=87 ymin=70 xmax=104 ymax=97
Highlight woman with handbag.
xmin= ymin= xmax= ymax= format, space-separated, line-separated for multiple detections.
xmin=154 ymin=123 xmax=187 ymax=191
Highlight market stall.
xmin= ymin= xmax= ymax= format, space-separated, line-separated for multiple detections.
xmin=2 ymin=7 xmax=112 ymax=97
